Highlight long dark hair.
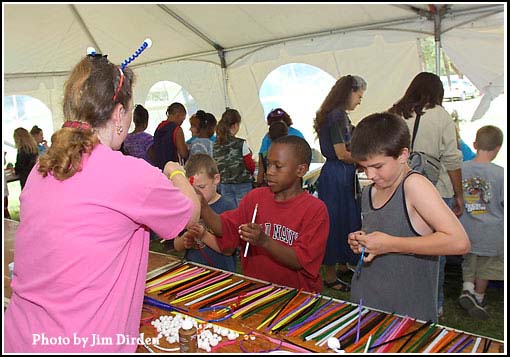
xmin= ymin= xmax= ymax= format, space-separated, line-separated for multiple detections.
xmin=313 ymin=75 xmax=366 ymax=136
xmin=216 ymin=108 xmax=241 ymax=145
xmin=388 ymin=72 xmax=444 ymax=119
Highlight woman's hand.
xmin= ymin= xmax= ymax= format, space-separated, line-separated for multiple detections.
xmin=163 ymin=161 xmax=186 ymax=178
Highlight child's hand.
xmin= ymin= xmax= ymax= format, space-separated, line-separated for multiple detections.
xmin=183 ymin=223 xmax=206 ymax=249
xmin=194 ymin=188 xmax=210 ymax=211
xmin=239 ymin=223 xmax=268 ymax=248
xmin=348 ymin=230 xmax=365 ymax=254
xmin=352 ymin=231 xmax=390 ymax=262
xmin=181 ymin=230 xmax=197 ymax=249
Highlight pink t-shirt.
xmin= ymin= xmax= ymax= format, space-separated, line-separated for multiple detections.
xmin=4 ymin=144 xmax=193 ymax=352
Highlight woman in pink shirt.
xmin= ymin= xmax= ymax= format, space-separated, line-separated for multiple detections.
xmin=4 ymin=52 xmax=200 ymax=352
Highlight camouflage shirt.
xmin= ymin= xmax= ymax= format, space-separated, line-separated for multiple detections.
xmin=213 ymin=137 xmax=253 ymax=184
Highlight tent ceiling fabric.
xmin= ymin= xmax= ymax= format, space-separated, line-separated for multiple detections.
xmin=3 ymin=3 xmax=505 ymax=145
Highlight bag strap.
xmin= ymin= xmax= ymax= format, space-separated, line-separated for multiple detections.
xmin=411 ymin=112 xmax=422 ymax=151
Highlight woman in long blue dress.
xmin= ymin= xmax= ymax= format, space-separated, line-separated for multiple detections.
xmin=313 ymin=75 xmax=367 ymax=291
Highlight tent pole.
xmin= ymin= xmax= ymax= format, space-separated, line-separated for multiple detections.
xmin=433 ymin=9 xmax=442 ymax=76
xmin=218 ymin=48 xmax=230 ymax=109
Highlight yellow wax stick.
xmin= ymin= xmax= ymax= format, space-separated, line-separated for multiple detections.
xmin=146 ymin=266 xmax=205 ymax=290
xmin=146 ymin=267 xmax=206 ymax=292
xmin=145 ymin=265 xmax=192 ymax=288
xmin=211 ymin=285 xmax=275 ymax=307
xmin=256 ymin=308 xmax=281 ymax=330
xmin=147 ymin=270 xmax=210 ymax=294
xmin=229 ymin=287 xmax=277 ymax=315
xmin=172 ymin=279 xmax=233 ymax=304
xmin=255 ymin=290 xmax=299 ymax=330
xmin=231 ymin=289 xmax=289 ymax=318
xmin=145 ymin=264 xmax=192 ymax=285
xmin=232 ymin=291 xmax=282 ymax=318
xmin=270 ymin=296 xmax=319 ymax=331
xmin=170 ymin=279 xmax=233 ymax=304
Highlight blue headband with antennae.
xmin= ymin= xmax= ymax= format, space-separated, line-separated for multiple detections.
xmin=120 ymin=38 xmax=153 ymax=70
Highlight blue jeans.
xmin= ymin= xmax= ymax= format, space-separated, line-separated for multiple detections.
xmin=438 ymin=197 xmax=454 ymax=313
xmin=219 ymin=183 xmax=252 ymax=208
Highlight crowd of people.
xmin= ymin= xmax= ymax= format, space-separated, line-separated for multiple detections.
xmin=4 ymin=48 xmax=503 ymax=353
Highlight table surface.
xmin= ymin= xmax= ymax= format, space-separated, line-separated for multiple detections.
xmin=4 ymin=218 xmax=503 ymax=353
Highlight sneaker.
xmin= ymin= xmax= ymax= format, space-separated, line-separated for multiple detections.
xmin=458 ymin=291 xmax=488 ymax=320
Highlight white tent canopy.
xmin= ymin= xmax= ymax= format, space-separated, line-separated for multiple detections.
xmin=3 ymin=3 xmax=505 ymax=151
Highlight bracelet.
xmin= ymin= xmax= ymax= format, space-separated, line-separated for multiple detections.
xmin=169 ymin=170 xmax=185 ymax=180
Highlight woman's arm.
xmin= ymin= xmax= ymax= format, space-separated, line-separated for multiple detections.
xmin=164 ymin=161 xmax=200 ymax=226
xmin=333 ymin=143 xmax=356 ymax=164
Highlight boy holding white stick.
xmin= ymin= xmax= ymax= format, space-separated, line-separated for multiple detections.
xmin=189 ymin=136 xmax=330 ymax=293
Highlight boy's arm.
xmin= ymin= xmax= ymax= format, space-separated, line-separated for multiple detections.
xmin=173 ymin=224 xmax=203 ymax=252
xmin=197 ymin=190 xmax=223 ymax=236
xmin=200 ymin=230 xmax=235 ymax=255
xmin=353 ymin=174 xmax=470 ymax=261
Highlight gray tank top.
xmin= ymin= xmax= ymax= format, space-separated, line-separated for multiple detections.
xmin=350 ymin=172 xmax=439 ymax=322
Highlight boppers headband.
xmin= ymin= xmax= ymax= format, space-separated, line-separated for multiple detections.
xmin=120 ymin=38 xmax=153 ymax=70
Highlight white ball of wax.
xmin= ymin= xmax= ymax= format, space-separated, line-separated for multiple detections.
xmin=327 ymin=337 xmax=341 ymax=351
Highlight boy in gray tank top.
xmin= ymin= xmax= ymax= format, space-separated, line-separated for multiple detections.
xmin=347 ymin=112 xmax=470 ymax=323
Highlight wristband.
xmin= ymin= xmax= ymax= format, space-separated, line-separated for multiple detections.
xmin=169 ymin=170 xmax=186 ymax=180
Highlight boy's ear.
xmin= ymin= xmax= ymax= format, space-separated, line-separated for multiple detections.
xmin=213 ymin=173 xmax=221 ymax=185
xmin=473 ymin=141 xmax=478 ymax=150
xmin=398 ymin=148 xmax=410 ymax=163
xmin=296 ymin=163 xmax=309 ymax=178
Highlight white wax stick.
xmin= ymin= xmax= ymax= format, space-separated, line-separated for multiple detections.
xmin=364 ymin=334 xmax=372 ymax=353
xmin=243 ymin=203 xmax=259 ymax=257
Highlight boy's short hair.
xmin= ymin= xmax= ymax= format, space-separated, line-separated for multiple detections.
xmin=268 ymin=120 xmax=288 ymax=141
xmin=475 ymin=125 xmax=503 ymax=151
xmin=133 ymin=104 xmax=149 ymax=126
xmin=184 ymin=153 xmax=219 ymax=178
xmin=351 ymin=112 xmax=410 ymax=161
xmin=272 ymin=135 xmax=312 ymax=166
xmin=166 ymin=102 xmax=186 ymax=116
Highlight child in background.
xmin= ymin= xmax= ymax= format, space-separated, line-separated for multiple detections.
xmin=30 ymin=125 xmax=48 ymax=155
xmin=173 ymin=154 xmax=237 ymax=272
xmin=188 ymin=110 xmax=217 ymax=157
xmin=458 ymin=125 xmax=504 ymax=320
xmin=196 ymin=136 xmax=329 ymax=293
xmin=122 ymin=104 xmax=154 ymax=163
xmin=348 ymin=112 xmax=470 ymax=323
xmin=256 ymin=108 xmax=305 ymax=187
xmin=213 ymin=108 xmax=255 ymax=207
xmin=259 ymin=120 xmax=289 ymax=185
